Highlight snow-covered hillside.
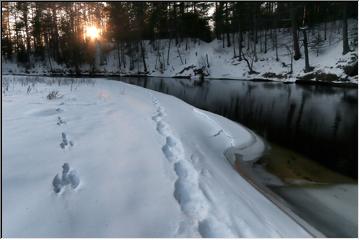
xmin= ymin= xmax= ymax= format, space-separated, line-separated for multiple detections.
xmin=3 ymin=75 xmax=318 ymax=237
xmin=2 ymin=20 xmax=357 ymax=83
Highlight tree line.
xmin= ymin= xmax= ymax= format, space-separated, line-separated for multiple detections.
xmin=1 ymin=2 xmax=357 ymax=73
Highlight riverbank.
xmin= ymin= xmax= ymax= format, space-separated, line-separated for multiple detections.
xmin=3 ymin=73 xmax=358 ymax=89
xmin=232 ymin=142 xmax=357 ymax=237
xmin=271 ymin=184 xmax=357 ymax=237
xmin=256 ymin=143 xmax=355 ymax=184
xmin=232 ymin=157 xmax=324 ymax=237
xmin=2 ymin=19 xmax=357 ymax=85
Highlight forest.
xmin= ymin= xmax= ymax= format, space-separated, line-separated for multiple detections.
xmin=1 ymin=2 xmax=357 ymax=74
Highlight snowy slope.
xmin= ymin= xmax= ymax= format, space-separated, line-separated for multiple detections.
xmin=2 ymin=19 xmax=357 ymax=83
xmin=2 ymin=75 xmax=315 ymax=237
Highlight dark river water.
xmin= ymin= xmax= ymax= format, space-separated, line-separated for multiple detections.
xmin=110 ymin=77 xmax=358 ymax=178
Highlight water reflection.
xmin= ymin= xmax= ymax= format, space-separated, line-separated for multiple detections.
xmin=112 ymin=77 xmax=358 ymax=178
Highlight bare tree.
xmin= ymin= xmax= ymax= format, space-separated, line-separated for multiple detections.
xmin=283 ymin=44 xmax=293 ymax=74
xmin=242 ymin=47 xmax=258 ymax=74
xmin=342 ymin=2 xmax=350 ymax=55
xmin=290 ymin=3 xmax=301 ymax=60
xmin=300 ymin=27 xmax=312 ymax=72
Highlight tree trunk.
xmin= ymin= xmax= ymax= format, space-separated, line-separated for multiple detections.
xmin=243 ymin=53 xmax=257 ymax=74
xmin=117 ymin=42 xmax=121 ymax=70
xmin=302 ymin=29 xmax=311 ymax=72
xmin=23 ymin=6 xmax=31 ymax=61
xmin=264 ymin=30 xmax=267 ymax=53
xmin=215 ymin=3 xmax=219 ymax=40
xmin=290 ymin=3 xmax=301 ymax=60
xmin=167 ymin=38 xmax=171 ymax=65
xmin=238 ymin=30 xmax=242 ymax=61
xmin=121 ymin=41 xmax=126 ymax=69
xmin=342 ymin=3 xmax=350 ymax=55
xmin=179 ymin=2 xmax=185 ymax=42
xmin=222 ymin=33 xmax=225 ymax=48
xmin=177 ymin=46 xmax=183 ymax=64
xmin=47 ymin=42 xmax=53 ymax=72
xmin=233 ymin=34 xmax=236 ymax=57
xmin=225 ymin=3 xmax=231 ymax=47
xmin=139 ymin=41 xmax=147 ymax=72
xmin=274 ymin=18 xmax=279 ymax=61
xmin=52 ymin=6 xmax=60 ymax=62
xmin=247 ymin=32 xmax=250 ymax=50
xmin=253 ymin=14 xmax=257 ymax=62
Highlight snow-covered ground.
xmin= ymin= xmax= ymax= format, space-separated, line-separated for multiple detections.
xmin=3 ymin=75 xmax=319 ymax=237
xmin=2 ymin=19 xmax=357 ymax=83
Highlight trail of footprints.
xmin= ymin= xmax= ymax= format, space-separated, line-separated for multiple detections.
xmin=52 ymin=105 xmax=80 ymax=194
xmin=150 ymin=94 xmax=233 ymax=237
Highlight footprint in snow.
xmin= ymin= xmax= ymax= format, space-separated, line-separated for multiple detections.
xmin=198 ymin=217 xmax=236 ymax=238
xmin=52 ymin=163 xmax=80 ymax=193
xmin=157 ymin=106 xmax=166 ymax=114
xmin=57 ymin=116 xmax=66 ymax=126
xmin=201 ymin=169 xmax=211 ymax=177
xmin=152 ymin=110 xmax=165 ymax=121
xmin=156 ymin=121 xmax=171 ymax=136
xmin=60 ymin=132 xmax=74 ymax=149
xmin=190 ymin=154 xmax=200 ymax=164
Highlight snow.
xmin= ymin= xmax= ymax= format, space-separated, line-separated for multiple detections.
xmin=2 ymin=19 xmax=357 ymax=83
xmin=3 ymin=75 xmax=315 ymax=237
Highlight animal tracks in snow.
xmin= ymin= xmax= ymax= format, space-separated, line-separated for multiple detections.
xmin=53 ymin=102 xmax=80 ymax=195
xmin=162 ymin=137 xmax=183 ymax=163
xmin=157 ymin=121 xmax=171 ymax=136
xmin=149 ymin=94 xmax=233 ymax=237
xmin=57 ymin=116 xmax=66 ymax=126
xmin=52 ymin=163 xmax=80 ymax=193
xmin=60 ymin=132 xmax=74 ymax=150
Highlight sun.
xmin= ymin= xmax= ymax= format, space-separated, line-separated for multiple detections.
xmin=85 ymin=26 xmax=100 ymax=40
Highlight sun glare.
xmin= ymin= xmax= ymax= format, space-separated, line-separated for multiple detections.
xmin=85 ymin=26 xmax=100 ymax=40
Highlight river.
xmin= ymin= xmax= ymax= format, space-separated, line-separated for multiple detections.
xmin=109 ymin=76 xmax=358 ymax=179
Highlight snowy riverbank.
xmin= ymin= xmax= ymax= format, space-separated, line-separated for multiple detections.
xmin=2 ymin=75 xmax=319 ymax=237
xmin=235 ymin=143 xmax=357 ymax=238
xmin=2 ymin=19 xmax=357 ymax=84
